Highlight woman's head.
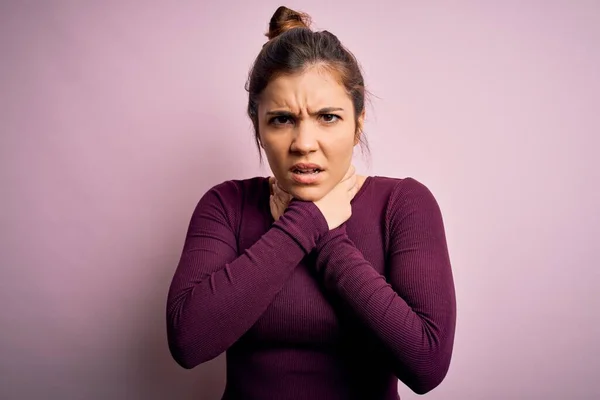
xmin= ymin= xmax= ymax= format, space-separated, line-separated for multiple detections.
xmin=246 ymin=6 xmax=368 ymax=201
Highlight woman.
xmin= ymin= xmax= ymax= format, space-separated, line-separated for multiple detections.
xmin=166 ymin=6 xmax=456 ymax=400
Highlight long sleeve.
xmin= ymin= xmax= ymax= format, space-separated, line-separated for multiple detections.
xmin=313 ymin=178 xmax=456 ymax=394
xmin=166 ymin=181 xmax=328 ymax=369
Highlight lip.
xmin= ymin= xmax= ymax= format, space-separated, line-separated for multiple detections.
xmin=290 ymin=163 xmax=324 ymax=171
xmin=289 ymin=163 xmax=325 ymax=185
xmin=290 ymin=170 xmax=323 ymax=184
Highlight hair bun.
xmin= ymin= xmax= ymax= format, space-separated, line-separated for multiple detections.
xmin=266 ymin=6 xmax=311 ymax=40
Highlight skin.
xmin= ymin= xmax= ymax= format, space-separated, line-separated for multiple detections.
xmin=257 ymin=65 xmax=367 ymax=216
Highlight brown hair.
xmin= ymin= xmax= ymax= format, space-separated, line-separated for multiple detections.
xmin=245 ymin=6 xmax=369 ymax=160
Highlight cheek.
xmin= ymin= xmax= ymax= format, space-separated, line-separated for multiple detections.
xmin=324 ymin=139 xmax=355 ymax=178
xmin=261 ymin=136 xmax=285 ymax=159
xmin=261 ymin=136 xmax=290 ymax=176
xmin=324 ymin=133 xmax=355 ymax=159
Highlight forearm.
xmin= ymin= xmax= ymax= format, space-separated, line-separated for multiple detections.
xmin=315 ymin=227 xmax=456 ymax=394
xmin=167 ymin=201 xmax=327 ymax=368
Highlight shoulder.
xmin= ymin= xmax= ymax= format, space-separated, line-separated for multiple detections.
xmin=192 ymin=176 xmax=269 ymax=222
xmin=367 ymin=175 xmax=437 ymax=202
xmin=201 ymin=176 xmax=268 ymax=202
xmin=368 ymin=176 xmax=443 ymax=222
xmin=391 ymin=176 xmax=438 ymax=204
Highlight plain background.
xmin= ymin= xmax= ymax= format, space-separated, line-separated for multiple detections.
xmin=1 ymin=1 xmax=599 ymax=399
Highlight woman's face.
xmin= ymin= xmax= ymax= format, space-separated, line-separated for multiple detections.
xmin=257 ymin=67 xmax=363 ymax=202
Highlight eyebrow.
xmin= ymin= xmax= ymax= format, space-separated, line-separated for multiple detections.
xmin=265 ymin=107 xmax=345 ymax=117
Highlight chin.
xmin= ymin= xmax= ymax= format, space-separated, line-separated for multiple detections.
xmin=288 ymin=185 xmax=327 ymax=202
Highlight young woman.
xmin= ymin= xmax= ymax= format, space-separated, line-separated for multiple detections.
xmin=167 ymin=6 xmax=456 ymax=399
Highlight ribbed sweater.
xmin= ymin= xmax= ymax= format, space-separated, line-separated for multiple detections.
xmin=167 ymin=176 xmax=456 ymax=400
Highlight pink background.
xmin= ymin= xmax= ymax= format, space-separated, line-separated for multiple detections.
xmin=1 ymin=1 xmax=599 ymax=399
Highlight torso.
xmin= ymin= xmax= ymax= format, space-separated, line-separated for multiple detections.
xmin=223 ymin=175 xmax=402 ymax=400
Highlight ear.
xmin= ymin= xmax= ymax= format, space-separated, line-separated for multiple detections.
xmin=354 ymin=109 xmax=366 ymax=145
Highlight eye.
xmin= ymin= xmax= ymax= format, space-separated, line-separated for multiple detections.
xmin=320 ymin=114 xmax=341 ymax=123
xmin=269 ymin=116 xmax=294 ymax=126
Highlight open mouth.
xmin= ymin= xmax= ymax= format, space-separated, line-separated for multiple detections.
xmin=292 ymin=168 xmax=322 ymax=175
xmin=289 ymin=164 xmax=324 ymax=184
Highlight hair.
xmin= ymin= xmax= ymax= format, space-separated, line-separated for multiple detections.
xmin=245 ymin=6 xmax=370 ymax=161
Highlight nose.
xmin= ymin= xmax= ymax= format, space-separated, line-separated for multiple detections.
xmin=290 ymin=122 xmax=318 ymax=154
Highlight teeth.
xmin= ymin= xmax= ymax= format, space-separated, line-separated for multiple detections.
xmin=294 ymin=168 xmax=320 ymax=174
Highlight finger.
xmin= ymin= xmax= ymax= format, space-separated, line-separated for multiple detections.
xmin=277 ymin=184 xmax=294 ymax=200
xmin=341 ymin=172 xmax=353 ymax=184
xmin=274 ymin=198 xmax=285 ymax=211
xmin=273 ymin=188 xmax=290 ymax=206
xmin=272 ymin=186 xmax=283 ymax=200
xmin=346 ymin=174 xmax=358 ymax=190
xmin=349 ymin=178 xmax=360 ymax=199
xmin=343 ymin=165 xmax=356 ymax=181
xmin=274 ymin=183 xmax=285 ymax=198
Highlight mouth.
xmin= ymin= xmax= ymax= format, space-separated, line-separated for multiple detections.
xmin=289 ymin=163 xmax=325 ymax=184
xmin=290 ymin=163 xmax=324 ymax=174
xmin=291 ymin=168 xmax=322 ymax=174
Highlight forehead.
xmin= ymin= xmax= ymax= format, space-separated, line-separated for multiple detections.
xmin=260 ymin=67 xmax=351 ymax=109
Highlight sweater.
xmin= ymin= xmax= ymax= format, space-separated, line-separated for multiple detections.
xmin=166 ymin=175 xmax=456 ymax=400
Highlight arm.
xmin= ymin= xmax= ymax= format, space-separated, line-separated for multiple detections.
xmin=166 ymin=182 xmax=328 ymax=369
xmin=313 ymin=179 xmax=456 ymax=394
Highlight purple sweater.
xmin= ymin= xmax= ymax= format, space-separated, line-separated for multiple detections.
xmin=166 ymin=176 xmax=456 ymax=399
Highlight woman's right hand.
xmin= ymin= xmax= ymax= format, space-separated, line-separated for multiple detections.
xmin=270 ymin=178 xmax=293 ymax=222
xmin=314 ymin=165 xmax=359 ymax=230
